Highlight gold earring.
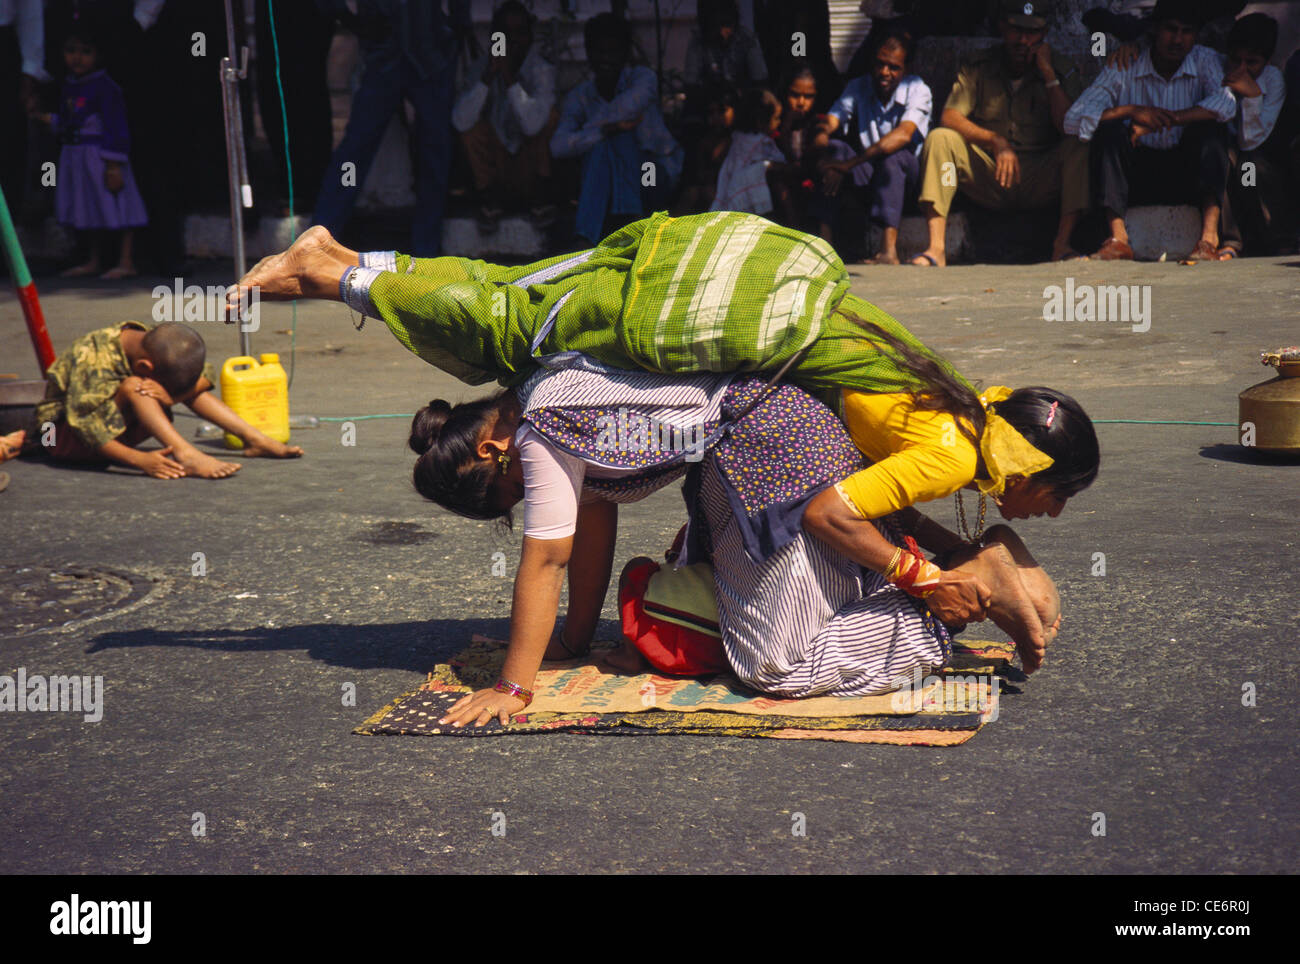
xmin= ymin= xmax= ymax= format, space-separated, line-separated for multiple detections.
xmin=497 ymin=452 xmax=511 ymax=475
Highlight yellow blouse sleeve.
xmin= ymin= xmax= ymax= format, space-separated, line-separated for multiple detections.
xmin=837 ymin=390 xmax=978 ymax=519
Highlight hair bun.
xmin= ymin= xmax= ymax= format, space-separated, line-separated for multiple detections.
xmin=409 ymin=399 xmax=452 ymax=455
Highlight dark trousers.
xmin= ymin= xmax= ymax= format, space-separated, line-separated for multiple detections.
xmin=1090 ymin=118 xmax=1230 ymax=217
xmin=313 ymin=50 xmax=453 ymax=256
xmin=1221 ymin=147 xmax=1295 ymax=253
xmin=811 ymin=147 xmax=918 ymax=257
xmin=255 ymin=0 xmax=334 ymax=213
xmin=850 ymin=148 xmax=919 ymax=227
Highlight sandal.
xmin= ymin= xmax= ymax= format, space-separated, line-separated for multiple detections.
xmin=909 ymin=252 xmax=941 ymax=267
xmin=1216 ymin=245 xmax=1239 ymax=261
xmin=1093 ymin=237 xmax=1134 ymax=260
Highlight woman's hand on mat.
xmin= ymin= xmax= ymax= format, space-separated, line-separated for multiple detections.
xmin=440 ymin=688 xmax=527 ymax=728
xmin=925 ymin=571 xmax=991 ymax=626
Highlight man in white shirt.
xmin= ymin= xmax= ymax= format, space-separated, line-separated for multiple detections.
xmin=1064 ymin=0 xmax=1236 ymax=261
xmin=451 ymin=1 xmax=557 ymax=214
xmin=1218 ymin=13 xmax=1290 ymax=256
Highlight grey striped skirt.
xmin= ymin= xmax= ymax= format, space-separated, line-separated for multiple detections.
xmin=699 ymin=456 xmax=949 ymax=698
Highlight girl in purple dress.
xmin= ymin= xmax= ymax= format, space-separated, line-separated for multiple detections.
xmin=34 ymin=27 xmax=147 ymax=279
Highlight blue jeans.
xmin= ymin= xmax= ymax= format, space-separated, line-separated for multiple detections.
xmin=313 ymin=51 xmax=453 ymax=256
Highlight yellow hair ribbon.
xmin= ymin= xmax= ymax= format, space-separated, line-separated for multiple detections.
xmin=976 ymin=386 xmax=1054 ymax=498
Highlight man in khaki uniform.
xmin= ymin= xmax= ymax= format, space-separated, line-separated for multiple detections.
xmin=912 ymin=0 xmax=1089 ymax=265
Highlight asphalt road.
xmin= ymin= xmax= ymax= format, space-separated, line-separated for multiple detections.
xmin=2 ymin=254 xmax=1297 ymax=874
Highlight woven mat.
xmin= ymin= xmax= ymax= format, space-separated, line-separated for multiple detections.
xmin=356 ymin=634 xmax=1019 ymax=746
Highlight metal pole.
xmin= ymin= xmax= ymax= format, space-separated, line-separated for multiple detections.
xmin=221 ymin=0 xmax=254 ymax=357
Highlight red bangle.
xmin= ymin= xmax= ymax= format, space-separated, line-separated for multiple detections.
xmin=494 ymin=677 xmax=533 ymax=708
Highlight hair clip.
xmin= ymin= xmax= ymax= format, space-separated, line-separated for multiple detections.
xmin=1046 ymin=400 xmax=1059 ymax=427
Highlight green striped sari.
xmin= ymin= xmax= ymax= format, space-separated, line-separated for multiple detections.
xmin=365 ymin=211 xmax=972 ymax=403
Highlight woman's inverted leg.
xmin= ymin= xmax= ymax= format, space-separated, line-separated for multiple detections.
xmin=227 ymin=226 xmax=360 ymax=308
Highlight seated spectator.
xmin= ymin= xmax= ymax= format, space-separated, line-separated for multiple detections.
xmin=551 ymin=14 xmax=682 ymax=244
xmin=1217 ymin=13 xmax=1289 ymax=256
xmin=916 ymin=0 xmax=1087 ymax=265
xmin=754 ymin=1 xmax=840 ymax=113
xmin=684 ymin=0 xmax=767 ymax=116
xmin=451 ymin=0 xmax=557 ymax=217
xmin=814 ymin=23 xmax=930 ymax=264
xmin=711 ymin=87 xmax=784 ymax=214
xmin=672 ymin=83 xmax=735 ymax=215
xmin=1064 ymin=0 xmax=1236 ymax=261
xmin=768 ymin=62 xmax=830 ymax=230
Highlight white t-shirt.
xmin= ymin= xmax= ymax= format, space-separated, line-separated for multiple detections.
xmin=516 ymin=424 xmax=634 ymax=540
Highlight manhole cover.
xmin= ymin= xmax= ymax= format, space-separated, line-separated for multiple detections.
xmin=1 ymin=565 xmax=160 ymax=636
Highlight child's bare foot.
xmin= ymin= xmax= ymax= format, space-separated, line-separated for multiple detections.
xmin=1 ymin=429 xmax=25 ymax=462
xmin=603 ymin=639 xmax=650 ymax=675
xmin=240 ymin=435 xmax=304 ymax=458
xmin=177 ymin=448 xmax=242 ymax=479
xmin=226 ymin=225 xmax=353 ymax=312
xmin=60 ymin=261 xmax=101 ymax=278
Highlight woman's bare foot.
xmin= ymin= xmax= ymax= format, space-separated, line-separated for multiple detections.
xmin=60 ymin=261 xmax=101 ymax=278
xmin=948 ymin=542 xmax=1047 ymax=672
xmin=239 ymin=434 xmax=304 ymax=458
xmin=866 ymin=250 xmax=901 ymax=265
xmin=225 ymin=225 xmax=356 ymax=313
xmin=176 ymin=447 xmax=242 ymax=479
xmin=0 ymin=429 xmax=25 ymax=462
xmin=603 ymin=639 xmax=650 ymax=675
xmin=100 ymin=264 xmax=137 ymax=280
xmin=909 ymin=250 xmax=944 ymax=267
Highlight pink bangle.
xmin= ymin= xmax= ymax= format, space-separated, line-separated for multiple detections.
xmin=494 ymin=677 xmax=534 ymax=708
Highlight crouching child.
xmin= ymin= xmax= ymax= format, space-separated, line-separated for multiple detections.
xmin=30 ymin=320 xmax=303 ymax=478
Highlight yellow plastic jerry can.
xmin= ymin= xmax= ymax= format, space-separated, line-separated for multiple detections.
xmin=220 ymin=354 xmax=290 ymax=449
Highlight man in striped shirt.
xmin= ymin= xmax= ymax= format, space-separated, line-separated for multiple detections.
xmin=1064 ymin=0 xmax=1236 ymax=261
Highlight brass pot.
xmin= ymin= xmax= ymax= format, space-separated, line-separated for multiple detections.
xmin=1239 ymin=357 xmax=1300 ymax=453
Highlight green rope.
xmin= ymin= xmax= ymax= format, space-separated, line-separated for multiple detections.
xmin=267 ymin=0 xmax=299 ymax=389
xmin=318 ymin=414 xmax=416 ymax=421
xmin=1093 ymin=419 xmax=1236 ymax=426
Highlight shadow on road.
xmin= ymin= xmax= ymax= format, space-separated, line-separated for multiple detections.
xmin=84 ymin=618 xmax=521 ymax=672
xmin=1199 ymin=443 xmax=1300 ymax=465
